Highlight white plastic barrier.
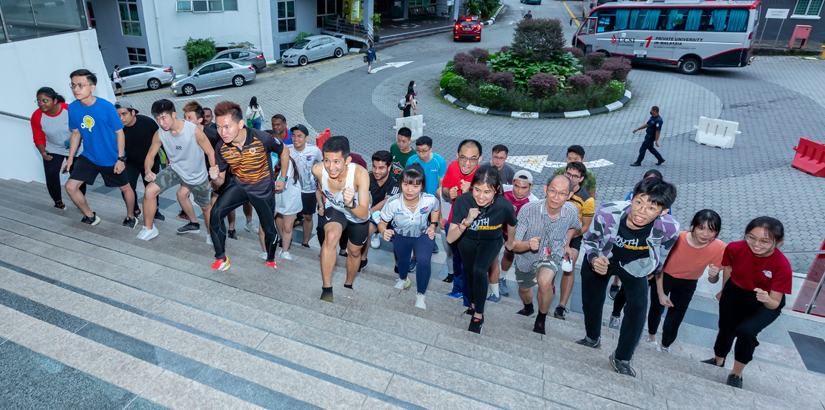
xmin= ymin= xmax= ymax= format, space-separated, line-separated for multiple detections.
xmin=393 ymin=115 xmax=426 ymax=140
xmin=694 ymin=116 xmax=741 ymax=149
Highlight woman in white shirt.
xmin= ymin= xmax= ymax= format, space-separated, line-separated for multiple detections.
xmin=245 ymin=96 xmax=264 ymax=130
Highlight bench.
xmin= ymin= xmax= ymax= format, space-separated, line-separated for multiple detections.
xmin=694 ymin=116 xmax=740 ymax=149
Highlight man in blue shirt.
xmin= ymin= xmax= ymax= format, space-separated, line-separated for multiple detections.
xmin=271 ymin=114 xmax=293 ymax=145
xmin=406 ymin=136 xmax=448 ymax=255
xmin=62 ymin=69 xmax=137 ymax=228
xmin=630 ymin=106 xmax=665 ymax=167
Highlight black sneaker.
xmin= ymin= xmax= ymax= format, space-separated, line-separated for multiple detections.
xmin=609 ymin=351 xmax=636 ymax=377
xmin=517 ymin=304 xmax=535 ymax=316
xmin=301 ymin=243 xmax=310 ymax=248
xmin=81 ymin=212 xmax=101 ymax=226
xmin=464 ymin=307 xmax=475 ymax=316
xmin=554 ymin=305 xmax=568 ymax=320
xmin=468 ymin=316 xmax=484 ymax=334
xmin=358 ymin=259 xmax=368 ymax=272
xmin=134 ymin=208 xmax=142 ymax=219
xmin=177 ymin=222 xmax=200 ymax=234
xmin=176 ymin=210 xmax=188 ymax=219
xmin=123 ymin=217 xmax=138 ymax=229
xmin=443 ymin=273 xmax=454 ymax=283
xmin=54 ymin=200 xmax=66 ymax=210
xmin=575 ymin=336 xmax=601 ymax=349
xmin=155 ymin=210 xmax=165 ymax=221
xmin=533 ymin=318 xmax=546 ymax=335
xmin=609 ymin=285 xmax=620 ymax=300
xmin=701 ymin=358 xmax=725 ymax=367
xmin=726 ymin=374 xmax=743 ymax=389
xmin=656 ymin=159 xmax=666 ymax=166
xmin=629 ymin=162 xmax=642 ymax=167
xmin=228 ymin=229 xmax=237 ymax=239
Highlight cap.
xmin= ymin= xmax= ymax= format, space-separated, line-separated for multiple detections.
xmin=115 ymin=99 xmax=138 ymax=114
xmin=290 ymin=124 xmax=309 ymax=136
xmin=513 ymin=170 xmax=533 ymax=184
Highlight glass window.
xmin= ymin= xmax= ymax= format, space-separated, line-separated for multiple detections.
xmin=579 ymin=18 xmax=595 ymax=35
xmin=119 ymin=0 xmax=141 ymax=36
xmin=87 ymin=2 xmax=97 ymax=29
xmin=597 ymin=13 xmax=615 ymax=33
xmin=198 ymin=65 xmax=215 ymax=75
xmin=277 ymin=1 xmax=296 ymax=32
xmin=177 ymin=1 xmax=192 ymax=11
xmin=119 ymin=68 xmax=133 ymax=77
xmin=224 ymin=0 xmax=238 ymax=11
xmin=794 ymin=0 xmax=823 ymax=16
xmin=317 ymin=0 xmax=337 ymax=27
xmin=213 ymin=63 xmax=232 ymax=71
xmin=279 ymin=42 xmax=295 ymax=57
xmin=193 ymin=1 xmax=208 ymax=12
xmin=126 ymin=47 xmax=147 ymax=65
xmin=208 ymin=0 xmax=222 ymax=11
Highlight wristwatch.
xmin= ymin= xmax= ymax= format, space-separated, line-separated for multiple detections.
xmin=117 ymin=156 xmax=127 ymax=162
xmin=430 ymin=221 xmax=438 ymax=226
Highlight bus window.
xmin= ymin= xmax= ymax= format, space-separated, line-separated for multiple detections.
xmin=709 ymin=9 xmax=729 ymax=31
xmin=615 ymin=9 xmax=630 ymax=30
xmin=665 ymin=9 xmax=687 ymax=30
xmin=596 ymin=9 xmax=616 ymax=32
xmin=685 ymin=9 xmax=702 ymax=31
xmin=579 ymin=18 xmax=595 ymax=35
xmin=727 ymin=9 xmax=748 ymax=32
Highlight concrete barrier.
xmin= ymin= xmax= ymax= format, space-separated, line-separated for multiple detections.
xmin=393 ymin=115 xmax=426 ymax=140
xmin=694 ymin=116 xmax=740 ymax=149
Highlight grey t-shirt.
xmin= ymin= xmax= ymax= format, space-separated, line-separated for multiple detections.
xmin=380 ymin=193 xmax=440 ymax=238
xmin=481 ymin=162 xmax=516 ymax=184
xmin=289 ymin=143 xmax=323 ymax=193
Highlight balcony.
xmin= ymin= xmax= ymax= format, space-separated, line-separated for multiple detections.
xmin=0 ymin=0 xmax=90 ymax=43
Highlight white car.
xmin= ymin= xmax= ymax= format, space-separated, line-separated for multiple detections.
xmin=281 ymin=35 xmax=348 ymax=66
xmin=112 ymin=64 xmax=175 ymax=92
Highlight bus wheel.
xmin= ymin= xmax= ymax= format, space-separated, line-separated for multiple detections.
xmin=679 ymin=57 xmax=700 ymax=75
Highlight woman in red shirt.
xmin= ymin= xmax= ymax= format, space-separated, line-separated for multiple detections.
xmin=702 ymin=216 xmax=793 ymax=389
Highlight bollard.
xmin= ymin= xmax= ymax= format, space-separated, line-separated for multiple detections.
xmin=821 ymin=45 xmax=825 ymax=60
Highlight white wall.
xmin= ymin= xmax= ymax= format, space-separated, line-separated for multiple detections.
xmin=0 ymin=29 xmax=115 ymax=183
xmin=271 ymin=0 xmax=322 ymax=54
xmin=88 ymin=0 xmax=152 ymax=74
xmin=141 ymin=0 xmax=275 ymax=74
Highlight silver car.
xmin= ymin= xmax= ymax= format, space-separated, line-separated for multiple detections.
xmin=171 ymin=60 xmax=257 ymax=96
xmin=211 ymin=48 xmax=267 ymax=71
xmin=281 ymin=35 xmax=348 ymax=66
xmin=112 ymin=64 xmax=175 ymax=92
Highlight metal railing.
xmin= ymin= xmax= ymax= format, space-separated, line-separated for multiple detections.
xmin=0 ymin=109 xmax=29 ymax=121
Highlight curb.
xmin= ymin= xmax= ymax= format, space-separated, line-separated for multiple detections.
xmin=483 ymin=5 xmax=506 ymax=25
xmin=440 ymin=88 xmax=632 ymax=118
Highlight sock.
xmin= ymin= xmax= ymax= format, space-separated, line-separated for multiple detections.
xmin=322 ymin=287 xmax=332 ymax=293
xmin=537 ymin=311 xmax=547 ymax=324
xmin=344 ymin=284 xmax=353 ymax=289
xmin=491 ymin=283 xmax=500 ymax=297
xmin=525 ymin=303 xmax=533 ymax=311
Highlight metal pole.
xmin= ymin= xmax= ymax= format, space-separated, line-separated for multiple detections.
xmin=28 ymin=0 xmax=37 ymax=26
xmin=805 ymin=272 xmax=825 ymax=314
xmin=775 ymin=18 xmax=785 ymax=43
xmin=0 ymin=2 xmax=11 ymax=42
xmin=758 ymin=19 xmax=768 ymax=45
xmin=79 ymin=0 xmax=91 ymax=30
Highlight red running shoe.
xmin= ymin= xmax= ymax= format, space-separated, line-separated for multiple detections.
xmin=265 ymin=260 xmax=278 ymax=269
xmin=211 ymin=257 xmax=230 ymax=271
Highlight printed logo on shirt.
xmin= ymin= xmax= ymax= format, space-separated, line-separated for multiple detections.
xmin=615 ymin=235 xmax=649 ymax=251
xmin=250 ymin=148 xmax=257 ymax=154
xmin=469 ymin=217 xmax=502 ymax=231
xmin=420 ymin=206 xmax=429 ymax=214
xmin=81 ymin=115 xmax=95 ymax=132
xmin=763 ymin=270 xmax=773 ymax=278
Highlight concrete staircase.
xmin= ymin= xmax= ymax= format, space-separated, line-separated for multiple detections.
xmin=0 ymin=178 xmax=823 ymax=410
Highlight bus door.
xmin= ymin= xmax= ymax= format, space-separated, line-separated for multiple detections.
xmin=574 ymin=18 xmax=596 ymax=54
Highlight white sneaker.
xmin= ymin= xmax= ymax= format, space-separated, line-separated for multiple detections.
xmin=415 ymin=294 xmax=426 ymax=309
xmin=279 ymin=250 xmax=293 ymax=260
xmin=657 ymin=344 xmax=670 ymax=353
xmin=136 ymin=226 xmax=158 ymax=241
xmin=370 ymin=233 xmax=380 ymax=249
xmin=206 ymin=236 xmax=213 ymax=245
xmin=259 ymin=252 xmax=267 ymax=260
xmin=245 ymin=220 xmax=259 ymax=234
xmin=643 ymin=336 xmax=658 ymax=346
xmin=394 ymin=278 xmax=411 ymax=290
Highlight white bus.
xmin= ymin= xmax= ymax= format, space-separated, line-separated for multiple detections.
xmin=573 ymin=0 xmax=761 ymax=74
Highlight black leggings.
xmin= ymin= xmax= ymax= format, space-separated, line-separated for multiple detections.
xmin=124 ymin=162 xmax=159 ymax=213
xmin=647 ymin=273 xmax=697 ymax=347
xmin=713 ymin=280 xmax=783 ymax=364
xmin=210 ymin=184 xmax=278 ymax=261
xmin=43 ymin=154 xmax=85 ymax=203
xmin=612 ymin=277 xmax=656 ymax=317
xmin=456 ymin=237 xmax=503 ymax=315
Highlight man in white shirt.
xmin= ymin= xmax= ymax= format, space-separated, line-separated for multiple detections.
xmin=288 ymin=124 xmax=323 ymax=247
xmin=112 ymin=65 xmax=125 ymax=97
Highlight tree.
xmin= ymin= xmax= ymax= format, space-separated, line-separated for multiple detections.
xmin=511 ymin=18 xmax=565 ymax=62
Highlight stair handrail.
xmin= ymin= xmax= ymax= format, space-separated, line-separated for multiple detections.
xmin=0 ymin=109 xmax=29 ymax=121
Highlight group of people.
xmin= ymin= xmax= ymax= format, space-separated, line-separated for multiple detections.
xmin=32 ymin=70 xmax=793 ymax=389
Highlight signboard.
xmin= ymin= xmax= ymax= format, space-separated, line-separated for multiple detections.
xmin=765 ymin=9 xmax=789 ymax=19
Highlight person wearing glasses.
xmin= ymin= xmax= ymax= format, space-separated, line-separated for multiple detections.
xmin=406 ymin=137 xmax=448 ymax=255
xmin=480 ymin=144 xmax=515 ymax=185
xmin=554 ymin=161 xmax=595 ymax=320
xmin=440 ymin=140 xmax=483 ymax=305
xmin=31 ymin=86 xmax=84 ymax=209
xmin=576 ymin=177 xmax=679 ymax=378
xmin=702 ymin=217 xmax=792 ymax=389
xmin=62 ymin=69 xmax=137 ymax=228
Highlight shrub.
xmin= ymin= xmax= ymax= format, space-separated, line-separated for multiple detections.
xmin=562 ymin=47 xmax=583 ymax=58
xmin=454 ymin=52 xmax=475 ymax=66
xmin=499 ymin=89 xmax=537 ymax=112
xmin=228 ymin=41 xmax=256 ymax=50
xmin=478 ymin=84 xmax=504 ymax=107
xmin=587 ymin=69 xmax=612 ymax=87
xmin=488 ymin=71 xmax=515 ymax=90
xmin=446 ymin=75 xmax=468 ymax=96
xmin=512 ymin=18 xmax=565 ymax=62
xmin=528 ymin=73 xmax=559 ymax=98
xmin=567 ymin=74 xmax=593 ymax=91
xmin=604 ymin=56 xmax=632 ymax=67
xmin=440 ymin=73 xmax=457 ymax=89
xmin=442 ymin=60 xmax=455 ymax=75
xmin=604 ymin=80 xmax=625 ymax=101
xmin=176 ymin=37 xmax=217 ymax=68
xmin=469 ymin=47 xmax=490 ymax=63
xmin=461 ymin=62 xmax=491 ymax=83
xmin=585 ymin=51 xmax=606 ymax=67
xmin=601 ymin=58 xmax=632 ymax=81
xmin=500 ymin=45 xmax=510 ymax=53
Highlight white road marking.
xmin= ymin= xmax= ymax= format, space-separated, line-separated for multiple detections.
xmin=369 ymin=61 xmax=413 ymax=73
xmin=173 ymin=94 xmax=221 ymax=101
xmin=506 ymin=156 xmax=614 ymax=172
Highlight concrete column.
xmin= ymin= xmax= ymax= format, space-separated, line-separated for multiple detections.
xmin=451 ymin=0 xmax=459 ymax=21
xmin=403 ymin=0 xmax=409 ymax=19
xmin=365 ymin=0 xmax=374 ymax=38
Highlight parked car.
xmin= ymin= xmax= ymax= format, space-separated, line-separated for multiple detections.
xmin=211 ymin=48 xmax=267 ymax=71
xmin=453 ymin=15 xmax=482 ymax=42
xmin=171 ymin=60 xmax=256 ymax=96
xmin=521 ymin=0 xmax=542 ymax=4
xmin=111 ymin=64 xmax=175 ymax=92
xmin=281 ymin=35 xmax=348 ymax=66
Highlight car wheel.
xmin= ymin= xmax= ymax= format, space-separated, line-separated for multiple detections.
xmin=233 ymin=75 xmax=245 ymax=87
xmin=147 ymin=78 xmax=162 ymax=90
xmin=679 ymin=57 xmax=700 ymax=75
xmin=298 ymin=56 xmax=308 ymax=66
xmin=182 ymin=84 xmax=195 ymax=96
xmin=334 ymin=48 xmax=344 ymax=58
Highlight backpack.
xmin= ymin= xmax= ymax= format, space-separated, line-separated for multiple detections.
xmin=398 ymin=98 xmax=406 ymax=110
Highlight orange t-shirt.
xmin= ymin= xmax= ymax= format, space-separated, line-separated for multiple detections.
xmin=662 ymin=231 xmax=726 ymax=280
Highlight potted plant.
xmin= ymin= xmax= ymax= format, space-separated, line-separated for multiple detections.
xmin=371 ymin=13 xmax=382 ymax=43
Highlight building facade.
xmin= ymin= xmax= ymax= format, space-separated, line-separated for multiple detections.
xmin=755 ymin=0 xmax=824 ymax=44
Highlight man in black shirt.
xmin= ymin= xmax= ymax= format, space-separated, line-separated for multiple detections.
xmin=631 ymin=106 xmax=665 ymax=166
xmin=359 ymin=150 xmax=398 ymax=271
xmin=116 ymin=99 xmax=164 ymax=220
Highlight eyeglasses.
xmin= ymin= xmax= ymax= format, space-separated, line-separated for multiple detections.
xmin=69 ymin=83 xmax=88 ymax=90
xmin=564 ymin=171 xmax=582 ymax=180
xmin=546 ymin=188 xmax=569 ymax=198
xmin=415 ymin=147 xmax=431 ymax=154
xmin=458 ymin=155 xmax=479 ymax=163
xmin=745 ymin=234 xmax=774 ymax=247
xmin=35 ymin=99 xmax=51 ymax=105
xmin=631 ymin=200 xmax=662 ymax=216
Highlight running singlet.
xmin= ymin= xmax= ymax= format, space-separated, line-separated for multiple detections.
xmin=380 ymin=193 xmax=440 ymax=238
xmin=157 ymin=121 xmax=208 ymax=185
xmin=321 ymin=163 xmax=370 ymax=223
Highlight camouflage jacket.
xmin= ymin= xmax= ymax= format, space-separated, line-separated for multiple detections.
xmin=581 ymin=201 xmax=680 ymax=278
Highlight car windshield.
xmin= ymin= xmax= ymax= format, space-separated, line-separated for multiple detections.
xmin=294 ymin=40 xmax=310 ymax=49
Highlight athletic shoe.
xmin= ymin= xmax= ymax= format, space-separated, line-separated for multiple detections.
xmin=123 ymin=217 xmax=138 ymax=229
xmin=136 ymin=226 xmax=159 ymax=241
xmin=394 ymin=266 xmax=399 ymax=274
xmin=358 ymin=259 xmax=368 ymax=272
xmin=433 ymin=242 xmax=439 ymax=254
xmin=154 ymin=210 xmax=165 ymax=221
xmin=609 ymin=351 xmax=636 ymax=377
xmin=176 ymin=210 xmax=187 ymax=219
xmin=464 ymin=307 xmax=474 ymax=316
xmin=259 ymin=252 xmax=267 ymax=260
xmin=177 ymin=222 xmax=200 ymax=234
xmin=517 ymin=304 xmax=535 ymax=316
xmin=320 ymin=289 xmax=333 ymax=303
xmin=211 ymin=257 xmax=230 ymax=271
xmin=293 ymin=218 xmax=301 ymax=227
xmin=81 ymin=213 xmax=101 ymax=226
xmin=279 ymin=251 xmax=293 ymax=260
xmin=133 ymin=209 xmax=141 ymax=219
xmin=608 ymin=315 xmax=621 ymax=330
xmin=206 ymin=236 xmax=213 ymax=245
xmin=265 ymin=260 xmax=277 ymax=268
xmin=370 ymin=232 xmax=380 ymax=249
xmin=726 ymin=374 xmax=743 ymax=389
xmin=54 ymin=200 xmax=66 ymax=210
xmin=656 ymin=159 xmax=666 ymax=166
xmin=629 ymin=162 xmax=641 ymax=167
xmin=228 ymin=229 xmax=237 ymax=239
xmin=642 ymin=335 xmax=658 ymax=346
xmin=575 ymin=336 xmax=601 ymax=349
xmin=394 ymin=278 xmax=411 ymax=290
xmin=443 ymin=274 xmax=454 ymax=283
xmin=554 ymin=305 xmax=569 ymax=320
xmin=701 ymin=358 xmax=725 ymax=367
xmin=499 ymin=278 xmax=510 ymax=296
xmin=245 ymin=220 xmax=259 ymax=234
xmin=657 ymin=345 xmax=670 ymax=354
xmin=408 ymin=259 xmax=417 ymax=273
xmin=301 ymin=243 xmax=310 ymax=248
xmin=533 ymin=318 xmax=546 ymax=335
xmin=415 ymin=294 xmax=426 ymax=309
xmin=446 ymin=291 xmax=462 ymax=298
xmin=468 ymin=317 xmax=484 ymax=334
xmin=486 ymin=292 xmax=501 ymax=303
xmin=609 ymin=285 xmax=620 ymax=300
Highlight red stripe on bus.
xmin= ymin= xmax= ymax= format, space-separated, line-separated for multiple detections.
xmin=703 ymin=48 xmax=749 ymax=60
